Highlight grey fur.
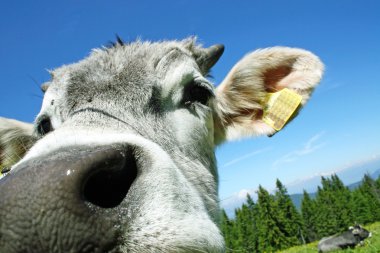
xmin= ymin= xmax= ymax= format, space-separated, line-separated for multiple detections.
xmin=0 ymin=38 xmax=324 ymax=253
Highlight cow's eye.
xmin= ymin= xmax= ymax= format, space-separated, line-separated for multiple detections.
xmin=37 ymin=117 xmax=53 ymax=136
xmin=182 ymin=81 xmax=214 ymax=106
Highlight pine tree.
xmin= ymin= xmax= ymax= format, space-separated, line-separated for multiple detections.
xmin=220 ymin=209 xmax=235 ymax=252
xmin=351 ymin=188 xmax=374 ymax=224
xmin=314 ymin=178 xmax=336 ymax=237
xmin=231 ymin=207 xmax=245 ymax=251
xmin=356 ymin=174 xmax=380 ymax=222
xmin=274 ymin=179 xmax=303 ymax=247
xmin=314 ymin=177 xmax=339 ymax=237
xmin=314 ymin=175 xmax=354 ymax=237
xmin=222 ymin=194 xmax=259 ymax=253
xmin=233 ymin=202 xmax=257 ymax=252
xmin=375 ymin=175 xmax=380 ymax=203
xmin=330 ymin=174 xmax=354 ymax=229
xmin=301 ymin=190 xmax=318 ymax=242
xmin=257 ymin=185 xmax=286 ymax=252
xmin=245 ymin=194 xmax=259 ymax=252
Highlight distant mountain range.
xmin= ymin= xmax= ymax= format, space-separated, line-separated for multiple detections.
xmin=286 ymin=158 xmax=380 ymax=194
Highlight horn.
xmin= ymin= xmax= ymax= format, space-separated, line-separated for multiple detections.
xmin=41 ymin=83 xmax=50 ymax=93
xmin=195 ymin=44 xmax=225 ymax=73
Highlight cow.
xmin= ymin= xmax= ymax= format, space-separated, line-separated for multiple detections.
xmin=0 ymin=38 xmax=323 ymax=252
xmin=318 ymin=225 xmax=372 ymax=252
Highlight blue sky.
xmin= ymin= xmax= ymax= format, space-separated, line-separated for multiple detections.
xmin=1 ymin=1 xmax=380 ymax=211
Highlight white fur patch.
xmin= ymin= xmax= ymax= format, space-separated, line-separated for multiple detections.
xmin=19 ymin=128 xmax=170 ymax=168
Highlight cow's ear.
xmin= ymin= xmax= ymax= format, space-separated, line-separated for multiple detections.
xmin=0 ymin=117 xmax=36 ymax=175
xmin=213 ymin=47 xmax=323 ymax=144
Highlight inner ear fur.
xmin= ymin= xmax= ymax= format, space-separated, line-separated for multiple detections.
xmin=214 ymin=47 xmax=324 ymax=142
xmin=0 ymin=117 xmax=36 ymax=172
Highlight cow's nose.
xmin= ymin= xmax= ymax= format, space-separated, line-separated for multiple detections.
xmin=82 ymin=146 xmax=138 ymax=208
xmin=0 ymin=145 xmax=137 ymax=253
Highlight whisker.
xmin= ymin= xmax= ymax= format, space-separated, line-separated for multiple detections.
xmin=27 ymin=74 xmax=43 ymax=91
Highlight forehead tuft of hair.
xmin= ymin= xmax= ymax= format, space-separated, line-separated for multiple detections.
xmin=104 ymin=35 xmax=202 ymax=54
xmin=105 ymin=35 xmax=125 ymax=48
xmin=51 ymin=36 xmax=214 ymax=80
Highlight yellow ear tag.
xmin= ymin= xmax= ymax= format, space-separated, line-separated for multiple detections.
xmin=263 ymin=88 xmax=302 ymax=131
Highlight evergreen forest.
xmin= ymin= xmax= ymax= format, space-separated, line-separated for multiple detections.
xmin=221 ymin=174 xmax=380 ymax=252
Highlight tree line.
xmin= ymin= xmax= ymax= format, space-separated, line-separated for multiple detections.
xmin=220 ymin=173 xmax=380 ymax=252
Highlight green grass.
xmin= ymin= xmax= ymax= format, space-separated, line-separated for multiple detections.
xmin=278 ymin=222 xmax=380 ymax=253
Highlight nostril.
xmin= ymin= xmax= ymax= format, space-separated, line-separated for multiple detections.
xmin=82 ymin=149 xmax=138 ymax=208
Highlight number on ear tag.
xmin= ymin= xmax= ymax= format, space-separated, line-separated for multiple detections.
xmin=263 ymin=88 xmax=302 ymax=131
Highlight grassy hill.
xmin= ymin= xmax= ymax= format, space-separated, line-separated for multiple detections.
xmin=279 ymin=222 xmax=380 ymax=253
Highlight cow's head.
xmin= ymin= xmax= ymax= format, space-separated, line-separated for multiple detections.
xmin=0 ymin=38 xmax=323 ymax=252
xmin=350 ymin=225 xmax=371 ymax=241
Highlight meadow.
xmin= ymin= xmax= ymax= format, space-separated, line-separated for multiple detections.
xmin=279 ymin=222 xmax=380 ymax=253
